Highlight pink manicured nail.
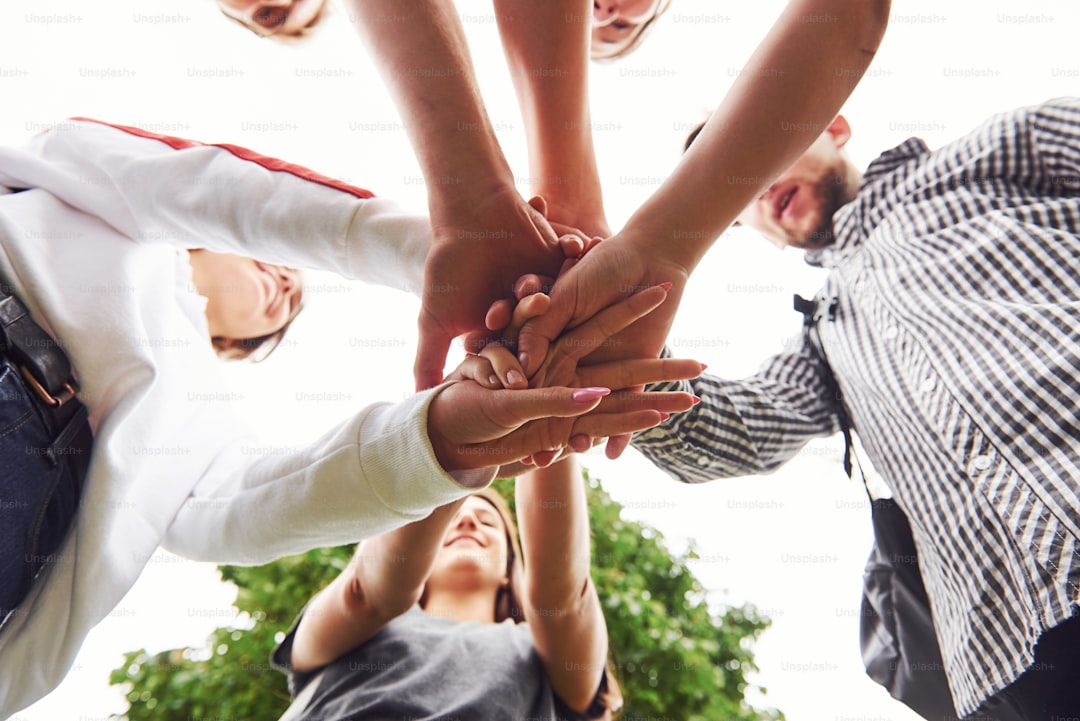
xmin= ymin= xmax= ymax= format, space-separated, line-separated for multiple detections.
xmin=700 ymin=362 xmax=708 ymax=372
xmin=572 ymin=387 xmax=611 ymax=403
xmin=660 ymin=412 xmax=671 ymax=421
xmin=691 ymin=396 xmax=701 ymax=405
xmin=658 ymin=282 xmax=673 ymax=292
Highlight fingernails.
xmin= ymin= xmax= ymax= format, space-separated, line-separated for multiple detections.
xmin=691 ymin=396 xmax=701 ymax=405
xmin=658 ymin=282 xmax=673 ymax=292
xmin=572 ymin=387 xmax=611 ymax=403
xmin=569 ymin=434 xmax=591 ymax=452
xmin=507 ymin=369 xmax=526 ymax=386
xmin=700 ymin=362 xmax=708 ymax=372
xmin=660 ymin=412 xmax=671 ymax=421
xmin=518 ymin=352 xmax=530 ymax=371
xmin=488 ymin=374 xmax=500 ymax=386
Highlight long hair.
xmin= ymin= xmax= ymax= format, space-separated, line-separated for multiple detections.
xmin=421 ymin=488 xmax=624 ymax=717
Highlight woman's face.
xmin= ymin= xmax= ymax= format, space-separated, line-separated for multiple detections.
xmin=188 ymin=250 xmax=302 ymax=342
xmin=430 ymin=496 xmax=511 ymax=591
xmin=591 ymin=0 xmax=663 ymax=57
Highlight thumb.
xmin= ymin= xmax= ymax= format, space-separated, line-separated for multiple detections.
xmin=527 ymin=195 xmax=549 ymax=217
xmin=516 ymin=309 xmax=566 ymax=378
xmin=414 ymin=318 xmax=452 ymax=391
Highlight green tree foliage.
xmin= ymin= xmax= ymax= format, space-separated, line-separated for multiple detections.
xmin=110 ymin=471 xmax=782 ymax=721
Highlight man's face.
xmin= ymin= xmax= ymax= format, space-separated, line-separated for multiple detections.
xmin=735 ymin=118 xmax=853 ymax=251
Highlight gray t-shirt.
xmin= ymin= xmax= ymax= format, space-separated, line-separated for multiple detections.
xmin=272 ymin=606 xmax=603 ymax=721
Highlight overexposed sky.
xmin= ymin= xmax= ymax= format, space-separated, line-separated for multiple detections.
xmin=3 ymin=0 xmax=1079 ymax=719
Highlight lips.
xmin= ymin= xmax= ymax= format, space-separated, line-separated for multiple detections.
xmin=445 ymin=534 xmax=484 ymax=547
xmin=774 ymin=186 xmax=797 ymax=221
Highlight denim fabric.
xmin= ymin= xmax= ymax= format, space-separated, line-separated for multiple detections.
xmin=0 ymin=360 xmax=82 ymax=624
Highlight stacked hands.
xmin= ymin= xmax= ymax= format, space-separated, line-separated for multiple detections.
xmin=424 ymin=205 xmax=702 ymax=477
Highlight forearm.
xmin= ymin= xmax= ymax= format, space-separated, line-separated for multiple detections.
xmin=494 ymin=0 xmax=607 ymax=235
xmin=632 ymin=347 xmax=841 ymax=483
xmin=621 ymin=0 xmax=890 ymax=271
xmin=518 ymin=458 xmax=607 ymax=712
xmin=347 ymin=0 xmax=516 ymax=208
xmin=517 ymin=459 xmax=592 ymax=604
xmin=291 ymin=499 xmax=465 ymax=670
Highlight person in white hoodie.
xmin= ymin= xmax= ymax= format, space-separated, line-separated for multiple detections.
xmin=0 ymin=118 xmax=699 ymax=716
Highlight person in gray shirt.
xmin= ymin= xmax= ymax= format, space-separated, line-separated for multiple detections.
xmin=272 ymin=457 xmax=620 ymax=721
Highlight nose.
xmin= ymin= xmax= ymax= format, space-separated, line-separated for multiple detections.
xmin=278 ymin=266 xmax=298 ymax=295
xmin=454 ymin=508 xmax=480 ymax=530
xmin=593 ymin=1 xmax=617 ymax=25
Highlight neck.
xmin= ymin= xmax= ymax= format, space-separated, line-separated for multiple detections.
xmin=840 ymin=159 xmax=864 ymax=205
xmin=423 ymin=588 xmax=497 ymax=624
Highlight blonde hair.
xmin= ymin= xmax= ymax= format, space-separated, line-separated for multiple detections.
xmin=590 ymin=0 xmax=673 ymax=62
xmin=218 ymin=0 xmax=330 ymax=44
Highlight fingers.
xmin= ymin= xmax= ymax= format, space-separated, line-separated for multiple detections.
xmin=557 ymin=283 xmax=670 ymax=364
xmin=576 ymin=357 xmax=704 ymax=391
xmin=534 ymin=283 xmax=670 ymax=386
xmin=414 ymin=314 xmax=452 ymax=391
xmin=488 ymin=408 xmax=663 ymax=470
xmin=446 ymin=354 xmax=503 ymax=389
xmin=484 ymin=299 xmax=514 ymax=332
xmin=514 ymin=274 xmax=554 ymax=300
xmin=503 ymin=292 xmax=550 ymax=342
xmin=557 ymin=234 xmax=585 ymax=259
xmin=594 ymin=387 xmax=696 ymax=415
xmin=527 ymin=195 xmax=548 ymax=217
xmin=604 ymin=433 xmax=633 ymax=460
xmin=477 ymin=344 xmax=528 ymax=389
xmin=481 ymin=385 xmax=612 ymax=430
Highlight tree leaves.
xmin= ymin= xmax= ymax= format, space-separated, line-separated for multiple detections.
xmin=110 ymin=472 xmax=782 ymax=720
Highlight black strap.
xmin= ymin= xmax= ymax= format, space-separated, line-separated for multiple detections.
xmin=793 ymin=294 xmax=862 ymax=487
xmin=0 ymin=286 xmax=79 ymax=406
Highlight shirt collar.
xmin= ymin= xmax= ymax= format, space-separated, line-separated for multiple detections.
xmin=804 ymin=138 xmax=932 ymax=268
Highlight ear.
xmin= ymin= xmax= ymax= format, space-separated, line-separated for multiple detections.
xmin=826 ymin=115 xmax=852 ymax=149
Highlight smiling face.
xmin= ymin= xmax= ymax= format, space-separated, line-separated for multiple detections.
xmin=187 ymin=250 xmax=303 ymax=345
xmin=429 ymin=496 xmax=512 ymax=592
xmin=735 ymin=115 xmax=860 ymax=250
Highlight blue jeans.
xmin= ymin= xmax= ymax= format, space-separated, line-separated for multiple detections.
xmin=0 ymin=359 xmax=85 ymax=625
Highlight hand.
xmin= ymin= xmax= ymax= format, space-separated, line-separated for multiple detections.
xmin=415 ymin=190 xmax=575 ymax=391
xmin=516 ymin=235 xmax=691 ymax=379
xmin=448 ymin=282 xmax=703 ymax=470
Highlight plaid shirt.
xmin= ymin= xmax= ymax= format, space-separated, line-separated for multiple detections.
xmin=633 ymin=98 xmax=1080 ymax=716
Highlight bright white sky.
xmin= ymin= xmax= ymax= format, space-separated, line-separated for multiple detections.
xmin=3 ymin=0 xmax=1078 ymax=719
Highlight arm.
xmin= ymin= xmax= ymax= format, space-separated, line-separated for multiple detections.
xmin=494 ymin=0 xmax=608 ymax=237
xmin=632 ymin=342 xmax=841 ymax=483
xmin=163 ymin=286 xmax=698 ymax=564
xmin=288 ymin=499 xmax=466 ymax=671
xmin=518 ymin=0 xmax=891 ymax=373
xmin=343 ymin=0 xmax=569 ymax=390
xmin=0 ymin=119 xmax=430 ymax=293
xmin=516 ymin=457 xmax=607 ymax=713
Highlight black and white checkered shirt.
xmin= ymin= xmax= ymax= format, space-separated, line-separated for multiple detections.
xmin=633 ymin=98 xmax=1080 ymax=717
